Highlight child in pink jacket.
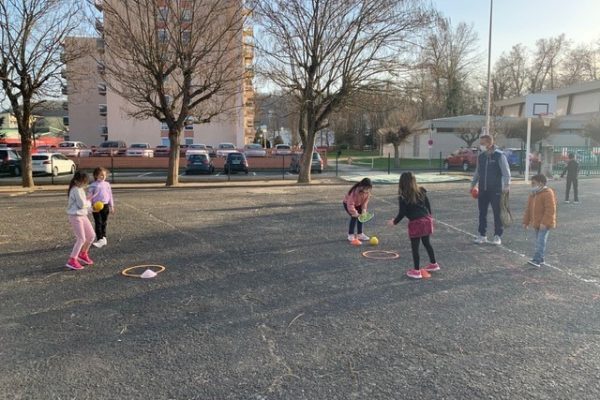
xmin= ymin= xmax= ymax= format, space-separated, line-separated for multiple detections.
xmin=343 ymin=178 xmax=372 ymax=242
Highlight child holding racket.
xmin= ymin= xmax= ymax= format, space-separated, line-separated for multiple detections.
xmin=387 ymin=172 xmax=439 ymax=279
xmin=88 ymin=167 xmax=114 ymax=248
xmin=343 ymin=178 xmax=372 ymax=242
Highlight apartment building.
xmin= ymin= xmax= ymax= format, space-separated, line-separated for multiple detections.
xmin=64 ymin=0 xmax=254 ymax=148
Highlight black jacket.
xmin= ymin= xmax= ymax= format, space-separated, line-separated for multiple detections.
xmin=561 ymin=160 xmax=579 ymax=179
xmin=393 ymin=188 xmax=432 ymax=225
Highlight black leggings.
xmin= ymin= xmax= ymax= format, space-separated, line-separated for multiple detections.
xmin=343 ymin=203 xmax=363 ymax=234
xmin=410 ymin=235 xmax=436 ymax=269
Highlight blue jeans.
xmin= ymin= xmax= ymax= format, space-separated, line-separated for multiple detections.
xmin=532 ymin=228 xmax=550 ymax=263
xmin=478 ymin=189 xmax=502 ymax=237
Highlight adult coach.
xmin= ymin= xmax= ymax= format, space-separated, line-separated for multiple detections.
xmin=470 ymin=134 xmax=511 ymax=245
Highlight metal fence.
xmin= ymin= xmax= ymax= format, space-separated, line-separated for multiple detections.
xmin=551 ymin=146 xmax=600 ymax=176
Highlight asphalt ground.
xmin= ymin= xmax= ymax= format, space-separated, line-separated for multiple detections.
xmin=1 ymin=179 xmax=600 ymax=399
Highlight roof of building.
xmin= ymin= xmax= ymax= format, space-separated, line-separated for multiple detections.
xmin=495 ymin=80 xmax=600 ymax=107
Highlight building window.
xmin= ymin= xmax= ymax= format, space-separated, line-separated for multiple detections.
xmin=157 ymin=7 xmax=168 ymax=22
xmin=100 ymin=125 xmax=108 ymax=135
xmin=182 ymin=30 xmax=191 ymax=44
xmin=181 ymin=9 xmax=192 ymax=22
xmin=157 ymin=29 xmax=169 ymax=43
xmin=63 ymin=116 xmax=69 ymax=126
xmin=99 ymin=104 xmax=107 ymax=116
xmin=160 ymin=122 xmax=168 ymax=130
xmin=98 ymin=83 xmax=107 ymax=95
xmin=185 ymin=137 xmax=193 ymax=145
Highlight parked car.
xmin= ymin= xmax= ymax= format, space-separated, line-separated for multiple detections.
xmin=31 ymin=153 xmax=76 ymax=176
xmin=155 ymin=145 xmax=170 ymax=157
xmin=216 ymin=143 xmax=237 ymax=157
xmin=126 ymin=143 xmax=154 ymax=157
xmin=96 ymin=140 xmax=127 ymax=156
xmin=443 ymin=148 xmax=479 ymax=171
xmin=56 ymin=141 xmax=93 ymax=157
xmin=185 ymin=144 xmax=209 ymax=158
xmin=32 ymin=145 xmax=57 ymax=154
xmin=206 ymin=145 xmax=216 ymax=158
xmin=273 ymin=144 xmax=292 ymax=155
xmin=503 ymin=148 xmax=541 ymax=170
xmin=185 ymin=153 xmax=215 ymax=175
xmin=243 ymin=143 xmax=267 ymax=157
xmin=224 ymin=152 xmax=249 ymax=174
xmin=0 ymin=148 xmax=22 ymax=176
xmin=289 ymin=152 xmax=323 ymax=173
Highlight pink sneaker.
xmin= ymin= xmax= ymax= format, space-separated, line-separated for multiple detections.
xmin=66 ymin=257 xmax=84 ymax=270
xmin=78 ymin=252 xmax=94 ymax=266
xmin=406 ymin=269 xmax=422 ymax=279
xmin=424 ymin=263 xmax=440 ymax=272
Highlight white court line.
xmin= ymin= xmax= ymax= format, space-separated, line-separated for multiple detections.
xmin=377 ymin=195 xmax=600 ymax=288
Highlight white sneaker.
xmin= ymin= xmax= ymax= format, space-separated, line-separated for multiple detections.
xmin=347 ymin=234 xmax=356 ymax=242
xmin=564 ymin=200 xmax=570 ymax=204
xmin=92 ymin=237 xmax=107 ymax=248
xmin=356 ymin=233 xmax=370 ymax=241
xmin=474 ymin=235 xmax=487 ymax=244
xmin=491 ymin=235 xmax=502 ymax=245
xmin=574 ymin=201 xmax=580 ymax=204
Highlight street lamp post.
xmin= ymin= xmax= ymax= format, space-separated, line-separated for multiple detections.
xmin=484 ymin=0 xmax=493 ymax=136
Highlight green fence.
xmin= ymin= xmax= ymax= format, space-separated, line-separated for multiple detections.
xmin=551 ymin=146 xmax=600 ymax=176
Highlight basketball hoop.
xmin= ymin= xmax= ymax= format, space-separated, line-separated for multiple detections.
xmin=540 ymin=113 xmax=554 ymax=127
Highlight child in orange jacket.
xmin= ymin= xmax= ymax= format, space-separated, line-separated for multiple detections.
xmin=523 ymin=174 xmax=557 ymax=267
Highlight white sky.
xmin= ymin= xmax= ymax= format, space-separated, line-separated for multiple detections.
xmin=433 ymin=0 xmax=600 ymax=62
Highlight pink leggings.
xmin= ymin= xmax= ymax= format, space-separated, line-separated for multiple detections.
xmin=68 ymin=215 xmax=95 ymax=258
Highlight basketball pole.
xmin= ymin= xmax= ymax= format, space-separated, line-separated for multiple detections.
xmin=525 ymin=117 xmax=532 ymax=182
xmin=484 ymin=0 xmax=493 ymax=136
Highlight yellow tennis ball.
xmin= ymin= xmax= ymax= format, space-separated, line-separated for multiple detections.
xmin=369 ymin=236 xmax=379 ymax=245
xmin=93 ymin=201 xmax=104 ymax=212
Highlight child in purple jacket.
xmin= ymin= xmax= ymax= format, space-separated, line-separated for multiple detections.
xmin=88 ymin=167 xmax=114 ymax=248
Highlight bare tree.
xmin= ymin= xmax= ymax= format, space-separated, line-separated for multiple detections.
xmin=528 ymin=34 xmax=566 ymax=92
xmin=255 ymin=0 xmax=431 ymax=183
xmin=379 ymin=108 xmax=416 ymax=167
xmin=420 ymin=17 xmax=480 ymax=116
xmin=0 ymin=0 xmax=84 ymax=188
xmin=454 ymin=122 xmax=481 ymax=148
xmin=96 ymin=0 xmax=246 ymax=186
xmin=560 ymin=44 xmax=599 ymax=85
xmin=492 ymin=44 xmax=528 ymax=100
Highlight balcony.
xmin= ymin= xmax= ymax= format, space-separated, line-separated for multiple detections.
xmin=62 ymin=101 xmax=69 ymax=111
xmin=61 ymin=85 xmax=68 ymax=95
xmin=99 ymin=104 xmax=107 ymax=116
xmin=97 ymin=62 xmax=105 ymax=75
xmin=99 ymin=126 xmax=108 ymax=135
xmin=95 ymin=18 xmax=104 ymax=33
xmin=244 ymin=46 xmax=253 ymax=60
xmin=98 ymin=83 xmax=107 ymax=95
xmin=94 ymin=0 xmax=103 ymax=11
xmin=60 ymin=68 xmax=67 ymax=79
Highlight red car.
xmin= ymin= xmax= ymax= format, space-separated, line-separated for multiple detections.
xmin=444 ymin=148 xmax=479 ymax=171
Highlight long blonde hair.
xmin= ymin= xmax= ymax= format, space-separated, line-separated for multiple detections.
xmin=398 ymin=172 xmax=424 ymax=204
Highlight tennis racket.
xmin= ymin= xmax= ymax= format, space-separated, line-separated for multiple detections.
xmin=358 ymin=211 xmax=374 ymax=223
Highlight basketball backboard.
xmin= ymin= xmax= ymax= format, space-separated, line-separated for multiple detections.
xmin=524 ymin=93 xmax=557 ymax=118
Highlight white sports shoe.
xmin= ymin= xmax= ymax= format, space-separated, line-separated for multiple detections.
xmin=92 ymin=239 xmax=104 ymax=248
xmin=102 ymin=237 xmax=107 ymax=246
xmin=491 ymin=235 xmax=502 ymax=245
xmin=347 ymin=234 xmax=356 ymax=242
xmin=356 ymin=233 xmax=370 ymax=241
xmin=474 ymin=235 xmax=487 ymax=244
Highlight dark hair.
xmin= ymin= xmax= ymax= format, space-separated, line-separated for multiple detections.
xmin=93 ymin=166 xmax=108 ymax=179
xmin=531 ymin=174 xmax=547 ymax=185
xmin=348 ymin=177 xmax=372 ymax=195
xmin=480 ymin=134 xmax=493 ymax=143
xmin=398 ymin=171 xmax=424 ymax=204
xmin=568 ymin=153 xmax=575 ymax=159
xmin=68 ymin=171 xmax=89 ymax=196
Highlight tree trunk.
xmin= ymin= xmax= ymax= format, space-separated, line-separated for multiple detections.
xmin=20 ymin=136 xmax=34 ymax=188
xmin=297 ymin=132 xmax=317 ymax=184
xmin=166 ymin=129 xmax=181 ymax=186
xmin=393 ymin=144 xmax=400 ymax=168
